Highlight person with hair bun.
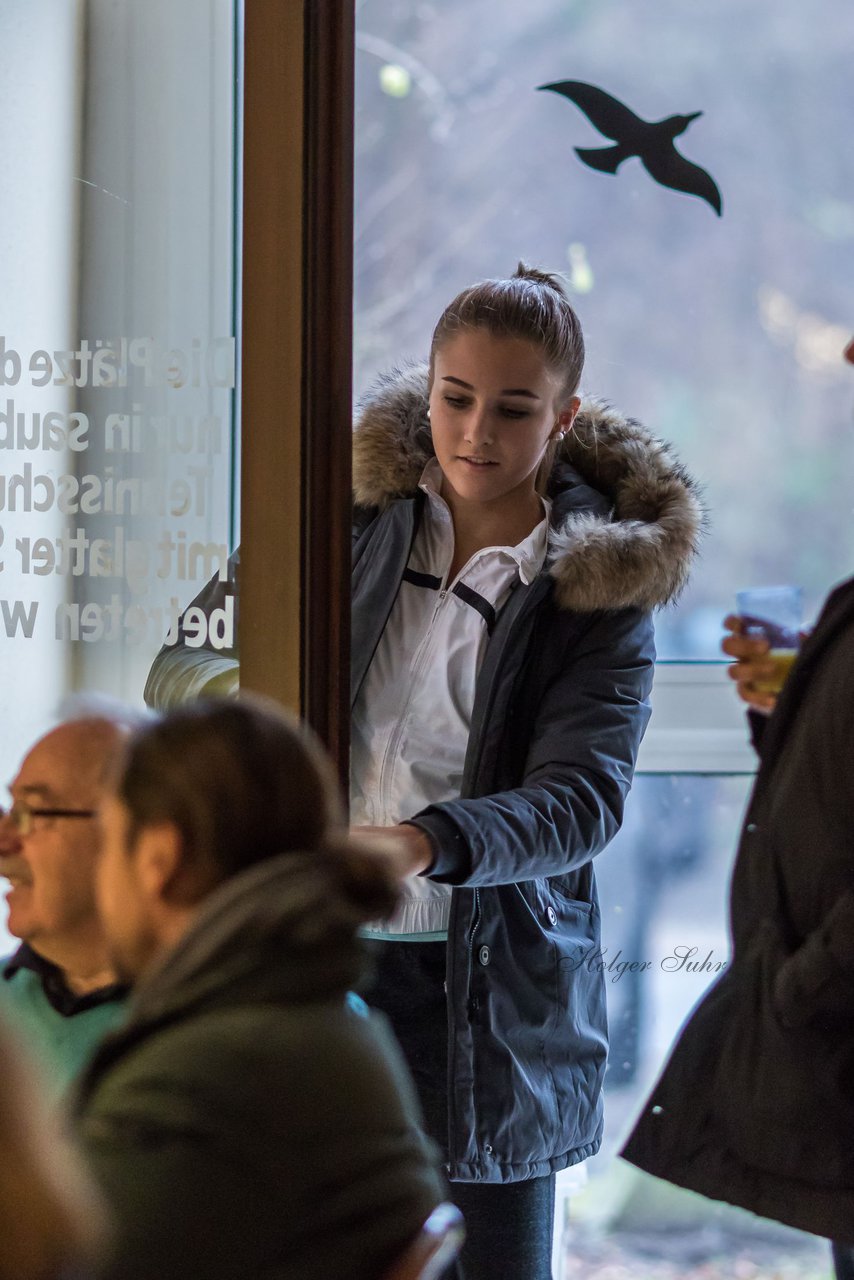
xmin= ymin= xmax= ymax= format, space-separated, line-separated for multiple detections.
xmin=348 ymin=264 xmax=703 ymax=1277
xmin=72 ymin=696 xmax=443 ymax=1280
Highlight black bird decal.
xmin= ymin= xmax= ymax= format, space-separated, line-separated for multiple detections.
xmin=538 ymin=80 xmax=723 ymax=216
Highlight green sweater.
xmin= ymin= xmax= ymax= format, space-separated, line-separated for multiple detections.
xmin=0 ymin=960 xmax=126 ymax=1102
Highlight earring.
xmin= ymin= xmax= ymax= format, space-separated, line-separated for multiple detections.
xmin=426 ymin=408 xmax=431 ymax=420
xmin=554 ymin=430 xmax=565 ymax=440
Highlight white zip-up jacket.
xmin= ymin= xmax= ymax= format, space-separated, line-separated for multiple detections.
xmin=351 ymin=459 xmax=551 ymax=938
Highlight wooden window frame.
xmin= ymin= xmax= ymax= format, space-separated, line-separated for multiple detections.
xmin=241 ymin=0 xmax=354 ymax=786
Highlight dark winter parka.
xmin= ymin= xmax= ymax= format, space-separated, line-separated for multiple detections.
xmin=352 ymin=365 xmax=703 ymax=1183
xmin=623 ymin=575 xmax=854 ymax=1246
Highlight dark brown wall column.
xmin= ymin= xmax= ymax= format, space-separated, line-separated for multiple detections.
xmin=302 ymin=0 xmax=355 ymax=784
xmin=241 ymin=0 xmax=354 ymax=786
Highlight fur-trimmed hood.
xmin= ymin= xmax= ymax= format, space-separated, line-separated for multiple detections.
xmin=353 ymin=363 xmax=705 ymax=613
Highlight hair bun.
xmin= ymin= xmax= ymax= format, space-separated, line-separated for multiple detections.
xmin=512 ymin=261 xmax=569 ymax=297
xmin=431 ymin=261 xmax=584 ymax=404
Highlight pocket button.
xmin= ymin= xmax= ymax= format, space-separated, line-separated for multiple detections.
xmin=547 ymin=906 xmax=558 ymax=926
xmin=478 ymin=945 xmax=491 ymax=966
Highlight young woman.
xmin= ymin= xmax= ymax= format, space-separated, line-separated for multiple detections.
xmin=347 ymin=264 xmax=702 ymax=1278
xmin=143 ymin=262 xmax=702 ymax=1278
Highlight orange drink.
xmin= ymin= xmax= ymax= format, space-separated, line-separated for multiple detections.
xmin=752 ymin=648 xmax=798 ymax=695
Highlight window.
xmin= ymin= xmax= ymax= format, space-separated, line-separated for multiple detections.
xmin=0 ymin=0 xmax=240 ymax=948
xmin=354 ymin=0 xmax=851 ymax=1270
xmin=0 ymin=1 xmax=238 ymax=728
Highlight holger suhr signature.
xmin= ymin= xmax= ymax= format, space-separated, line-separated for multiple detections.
xmin=565 ymin=945 xmax=728 ymax=983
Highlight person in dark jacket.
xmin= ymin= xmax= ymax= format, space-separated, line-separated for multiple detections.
xmin=345 ymin=265 xmax=701 ymax=1279
xmin=622 ymin=334 xmax=854 ymax=1279
xmin=142 ymin=264 xmax=703 ymax=1278
xmin=73 ymin=698 xmax=444 ymax=1280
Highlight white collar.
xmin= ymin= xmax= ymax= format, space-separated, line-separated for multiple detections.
xmin=417 ymin=459 xmax=551 ymax=586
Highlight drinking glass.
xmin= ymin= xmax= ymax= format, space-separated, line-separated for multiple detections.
xmin=735 ymin=585 xmax=803 ymax=694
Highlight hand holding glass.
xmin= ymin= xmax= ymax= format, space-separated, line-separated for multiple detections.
xmin=735 ymin=585 xmax=803 ymax=695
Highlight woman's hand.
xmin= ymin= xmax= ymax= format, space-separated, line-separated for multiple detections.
xmin=350 ymin=824 xmax=434 ymax=878
xmin=721 ymin=614 xmax=779 ymax=713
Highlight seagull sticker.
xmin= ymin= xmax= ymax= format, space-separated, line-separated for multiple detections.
xmin=538 ymin=80 xmax=723 ymax=216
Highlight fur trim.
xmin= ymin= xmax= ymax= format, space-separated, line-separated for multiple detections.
xmin=353 ymin=362 xmax=705 ymax=612
xmin=353 ymin=363 xmax=434 ymax=508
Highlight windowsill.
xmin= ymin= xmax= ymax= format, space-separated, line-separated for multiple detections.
xmin=637 ymin=661 xmax=758 ymax=774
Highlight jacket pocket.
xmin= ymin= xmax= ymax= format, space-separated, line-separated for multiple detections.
xmin=548 ymin=874 xmax=595 ymax=915
xmin=716 ymin=919 xmax=854 ymax=1188
xmin=551 ymin=895 xmax=608 ymax=1151
xmin=472 ymin=883 xmax=605 ymax=1166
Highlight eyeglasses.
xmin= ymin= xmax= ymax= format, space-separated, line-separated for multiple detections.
xmin=0 ymin=800 xmax=97 ymax=837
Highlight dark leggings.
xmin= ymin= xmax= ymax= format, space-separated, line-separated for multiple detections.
xmin=364 ymin=940 xmax=555 ymax=1280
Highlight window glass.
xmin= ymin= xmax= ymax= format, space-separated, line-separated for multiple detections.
xmin=0 ymin=0 xmax=239 ymax=766
xmin=558 ymin=774 xmax=829 ymax=1275
xmin=354 ymin=2 xmax=849 ymax=1269
xmin=0 ymin=1 xmax=239 ymax=950
xmin=354 ymin=0 xmax=854 ymax=659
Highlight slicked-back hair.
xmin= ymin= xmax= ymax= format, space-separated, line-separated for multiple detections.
xmin=429 ymin=261 xmax=585 ymax=405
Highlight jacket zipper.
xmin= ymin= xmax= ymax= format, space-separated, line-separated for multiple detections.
xmin=466 ymin=888 xmax=483 ymax=1170
xmin=376 ymin=543 xmax=478 ymax=814
xmin=377 ymin=544 xmax=493 ymax=808
xmin=466 ymin=887 xmax=482 ymax=1018
xmin=375 ymin=583 xmax=448 ymax=814
xmin=447 ymin=885 xmax=481 ymax=1176
xmin=447 ymin=588 xmax=541 ymax=1174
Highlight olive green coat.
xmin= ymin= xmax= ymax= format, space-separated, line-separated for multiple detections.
xmin=73 ymin=854 xmax=444 ymax=1280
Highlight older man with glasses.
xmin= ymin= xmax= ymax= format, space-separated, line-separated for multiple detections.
xmin=0 ymin=713 xmax=135 ymax=1099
